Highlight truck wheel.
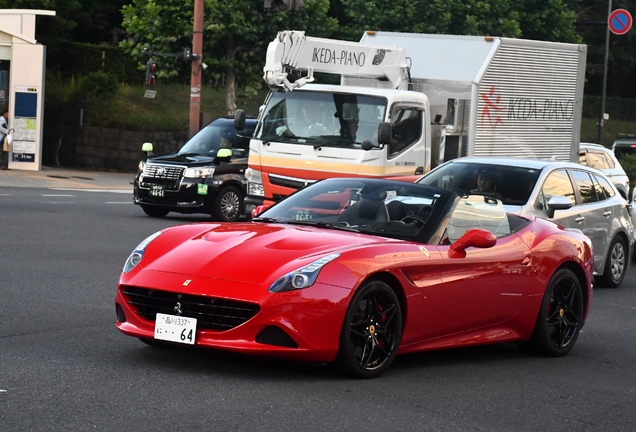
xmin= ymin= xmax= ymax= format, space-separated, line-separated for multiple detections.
xmin=141 ymin=205 xmax=169 ymax=218
xmin=212 ymin=186 xmax=242 ymax=222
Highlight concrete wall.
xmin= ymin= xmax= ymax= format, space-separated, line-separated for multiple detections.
xmin=72 ymin=125 xmax=189 ymax=172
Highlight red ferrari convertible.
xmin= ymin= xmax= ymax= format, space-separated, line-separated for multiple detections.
xmin=115 ymin=178 xmax=594 ymax=378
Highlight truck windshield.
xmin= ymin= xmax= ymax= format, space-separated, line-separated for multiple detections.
xmin=256 ymin=90 xmax=387 ymax=148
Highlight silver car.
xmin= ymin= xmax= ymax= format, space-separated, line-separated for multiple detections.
xmin=417 ymin=157 xmax=634 ymax=288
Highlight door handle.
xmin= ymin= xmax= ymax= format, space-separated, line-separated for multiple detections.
xmin=575 ymin=216 xmax=585 ymax=223
xmin=603 ymin=211 xmax=612 ymax=217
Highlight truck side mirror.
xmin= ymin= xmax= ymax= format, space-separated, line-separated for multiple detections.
xmin=234 ymin=109 xmax=246 ymax=131
xmin=377 ymin=122 xmax=392 ymax=145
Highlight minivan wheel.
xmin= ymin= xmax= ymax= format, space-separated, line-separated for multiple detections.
xmin=598 ymin=236 xmax=627 ymax=288
xmin=141 ymin=205 xmax=169 ymax=218
xmin=212 ymin=186 xmax=242 ymax=222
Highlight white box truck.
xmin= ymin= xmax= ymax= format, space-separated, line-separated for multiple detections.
xmin=236 ymin=30 xmax=587 ymax=215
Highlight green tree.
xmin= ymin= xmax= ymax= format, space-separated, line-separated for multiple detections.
xmin=121 ymin=0 xmax=337 ymax=114
xmin=337 ymin=0 xmax=581 ymax=42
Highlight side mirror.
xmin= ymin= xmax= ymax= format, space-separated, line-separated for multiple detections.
xmin=216 ymin=148 xmax=232 ymax=160
xmin=546 ymin=195 xmax=573 ymax=218
xmin=377 ymin=122 xmax=392 ymax=145
xmin=141 ymin=142 xmax=154 ymax=158
xmin=361 ymin=140 xmax=377 ymax=151
xmin=234 ymin=109 xmax=246 ymax=131
xmin=448 ymin=229 xmax=497 ymax=258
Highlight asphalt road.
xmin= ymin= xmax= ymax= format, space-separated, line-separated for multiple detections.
xmin=1 ymin=186 xmax=635 ymax=431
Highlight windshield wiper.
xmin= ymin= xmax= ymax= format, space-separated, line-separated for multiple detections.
xmin=251 ymin=217 xmax=287 ymax=224
xmin=286 ymin=220 xmax=358 ymax=231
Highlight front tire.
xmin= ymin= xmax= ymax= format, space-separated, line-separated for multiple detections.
xmin=528 ymin=268 xmax=584 ymax=357
xmin=335 ymin=280 xmax=403 ymax=378
xmin=141 ymin=205 xmax=169 ymax=218
xmin=598 ymin=236 xmax=627 ymax=288
xmin=212 ymin=186 xmax=242 ymax=222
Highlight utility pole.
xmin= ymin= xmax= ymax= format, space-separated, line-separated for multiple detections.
xmin=189 ymin=0 xmax=204 ymax=138
xmin=598 ymin=0 xmax=612 ymax=145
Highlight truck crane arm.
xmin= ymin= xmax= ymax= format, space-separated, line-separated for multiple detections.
xmin=263 ymin=30 xmax=411 ymax=92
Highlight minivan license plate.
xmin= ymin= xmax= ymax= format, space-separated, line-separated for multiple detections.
xmin=154 ymin=313 xmax=197 ymax=344
xmin=150 ymin=185 xmax=165 ymax=197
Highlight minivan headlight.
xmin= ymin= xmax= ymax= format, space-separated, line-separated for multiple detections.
xmin=184 ymin=166 xmax=215 ymax=178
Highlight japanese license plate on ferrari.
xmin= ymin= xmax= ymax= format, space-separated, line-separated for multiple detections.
xmin=149 ymin=185 xmax=165 ymax=197
xmin=154 ymin=313 xmax=197 ymax=344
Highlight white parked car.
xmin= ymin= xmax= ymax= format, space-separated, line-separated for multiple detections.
xmin=417 ymin=157 xmax=634 ymax=288
xmin=579 ymin=142 xmax=630 ymax=200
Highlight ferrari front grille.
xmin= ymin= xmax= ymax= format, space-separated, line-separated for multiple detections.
xmin=121 ymin=286 xmax=260 ymax=331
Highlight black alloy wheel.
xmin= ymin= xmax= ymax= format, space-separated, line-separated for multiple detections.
xmin=336 ymin=280 xmax=403 ymax=378
xmin=598 ymin=236 xmax=627 ymax=288
xmin=141 ymin=205 xmax=169 ymax=218
xmin=528 ymin=268 xmax=584 ymax=356
xmin=212 ymin=186 xmax=242 ymax=222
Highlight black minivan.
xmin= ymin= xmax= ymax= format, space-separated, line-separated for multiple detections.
xmin=133 ymin=116 xmax=256 ymax=221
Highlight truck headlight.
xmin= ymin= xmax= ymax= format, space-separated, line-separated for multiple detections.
xmin=123 ymin=231 xmax=162 ymax=273
xmin=245 ymin=168 xmax=265 ymax=197
xmin=268 ymin=253 xmax=340 ymax=293
xmin=184 ymin=166 xmax=215 ymax=178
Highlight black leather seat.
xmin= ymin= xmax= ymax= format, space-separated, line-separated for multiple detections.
xmin=336 ymin=194 xmax=389 ymax=226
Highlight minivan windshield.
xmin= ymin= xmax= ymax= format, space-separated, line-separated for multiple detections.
xmin=256 ymin=90 xmax=387 ymax=149
xmin=179 ymin=122 xmax=255 ymax=157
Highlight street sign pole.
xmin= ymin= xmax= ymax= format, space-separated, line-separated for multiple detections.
xmin=598 ymin=0 xmax=612 ymax=146
xmin=189 ymin=0 xmax=204 ymax=138
xmin=598 ymin=5 xmax=633 ymax=145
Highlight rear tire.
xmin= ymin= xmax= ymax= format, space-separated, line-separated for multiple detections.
xmin=141 ymin=205 xmax=169 ymax=218
xmin=212 ymin=186 xmax=242 ymax=222
xmin=598 ymin=236 xmax=627 ymax=288
xmin=527 ymin=268 xmax=584 ymax=357
xmin=335 ymin=280 xmax=403 ymax=379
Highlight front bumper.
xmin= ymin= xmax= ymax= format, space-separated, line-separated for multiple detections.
xmin=134 ymin=176 xmax=219 ymax=213
xmin=115 ymin=270 xmax=353 ymax=362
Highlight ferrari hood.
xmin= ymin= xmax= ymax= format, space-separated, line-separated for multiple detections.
xmin=144 ymin=223 xmax=387 ymax=284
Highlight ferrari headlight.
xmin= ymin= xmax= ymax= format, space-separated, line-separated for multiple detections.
xmin=123 ymin=231 xmax=162 ymax=273
xmin=184 ymin=166 xmax=215 ymax=178
xmin=268 ymin=253 xmax=340 ymax=293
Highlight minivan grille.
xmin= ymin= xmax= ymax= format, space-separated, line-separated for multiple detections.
xmin=141 ymin=164 xmax=185 ymax=190
xmin=121 ymin=286 xmax=260 ymax=331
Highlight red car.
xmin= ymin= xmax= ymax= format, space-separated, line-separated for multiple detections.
xmin=115 ymin=178 xmax=594 ymax=378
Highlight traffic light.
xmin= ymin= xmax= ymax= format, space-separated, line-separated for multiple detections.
xmin=264 ymin=0 xmax=304 ymax=12
xmin=145 ymin=59 xmax=158 ymax=86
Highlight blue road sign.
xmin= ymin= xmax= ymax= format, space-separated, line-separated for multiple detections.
xmin=609 ymin=9 xmax=632 ymax=35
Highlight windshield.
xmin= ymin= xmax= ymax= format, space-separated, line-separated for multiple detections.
xmin=256 ymin=90 xmax=387 ymax=149
xmin=256 ymin=178 xmax=453 ymax=242
xmin=417 ymin=162 xmax=541 ymax=206
xmin=178 ymin=122 xmax=255 ymax=157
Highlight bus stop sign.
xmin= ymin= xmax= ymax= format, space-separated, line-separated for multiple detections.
xmin=609 ymin=9 xmax=632 ymax=35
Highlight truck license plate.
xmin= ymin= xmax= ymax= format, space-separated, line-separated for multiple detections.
xmin=154 ymin=313 xmax=197 ymax=344
xmin=149 ymin=185 xmax=165 ymax=197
